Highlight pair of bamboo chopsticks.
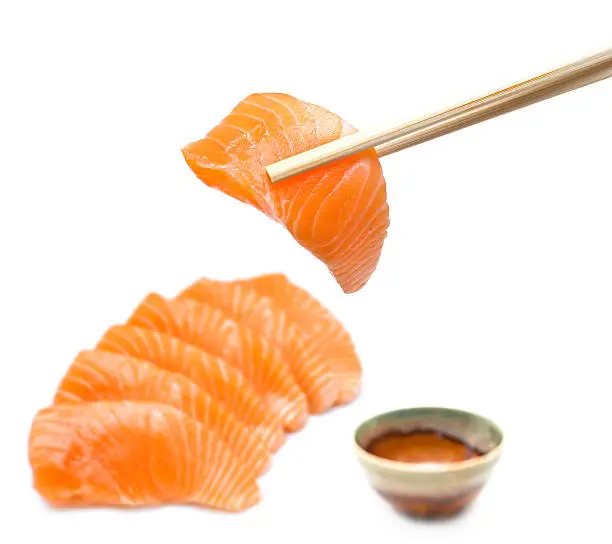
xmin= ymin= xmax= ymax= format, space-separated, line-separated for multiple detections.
xmin=266 ymin=47 xmax=612 ymax=184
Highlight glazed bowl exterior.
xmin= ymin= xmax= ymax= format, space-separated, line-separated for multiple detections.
xmin=354 ymin=407 xmax=503 ymax=518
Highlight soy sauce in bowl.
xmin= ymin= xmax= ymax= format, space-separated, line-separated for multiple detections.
xmin=355 ymin=407 xmax=503 ymax=519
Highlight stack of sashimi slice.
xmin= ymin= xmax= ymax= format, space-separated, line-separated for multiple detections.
xmin=28 ymin=274 xmax=361 ymax=512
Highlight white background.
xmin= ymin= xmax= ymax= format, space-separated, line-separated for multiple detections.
xmin=1 ymin=1 xmax=611 ymax=541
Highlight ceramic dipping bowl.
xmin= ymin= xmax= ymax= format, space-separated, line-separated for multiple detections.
xmin=354 ymin=407 xmax=503 ymax=519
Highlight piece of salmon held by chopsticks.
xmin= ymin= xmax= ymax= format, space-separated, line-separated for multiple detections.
xmin=178 ymin=279 xmax=339 ymax=414
xmin=181 ymin=93 xmax=390 ymax=294
xmin=54 ymin=350 xmax=270 ymax=476
xmin=126 ymin=294 xmax=308 ymax=432
xmin=96 ymin=325 xmax=285 ymax=452
xmin=29 ymin=402 xmax=260 ymax=511
xmin=235 ymin=274 xmax=362 ymax=406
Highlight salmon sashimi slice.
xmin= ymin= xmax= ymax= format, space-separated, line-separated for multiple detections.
xmin=29 ymin=401 xmax=260 ymax=511
xmin=235 ymin=274 xmax=362 ymax=405
xmin=96 ymin=325 xmax=285 ymax=452
xmin=53 ymin=350 xmax=270 ymax=476
xmin=178 ymin=278 xmax=339 ymax=413
xmin=181 ymin=92 xmax=390 ymax=294
xmin=125 ymin=294 xmax=308 ymax=432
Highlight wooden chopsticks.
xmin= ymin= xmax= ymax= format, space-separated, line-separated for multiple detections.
xmin=266 ymin=47 xmax=612 ymax=183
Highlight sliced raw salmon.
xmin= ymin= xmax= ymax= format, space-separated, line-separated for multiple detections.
xmin=235 ymin=274 xmax=362 ymax=405
xmin=96 ymin=325 xmax=284 ymax=452
xmin=54 ymin=350 xmax=270 ymax=476
xmin=29 ymin=401 xmax=260 ymax=511
xmin=178 ymin=278 xmax=339 ymax=413
xmin=126 ymin=294 xmax=308 ymax=432
xmin=181 ymin=93 xmax=389 ymax=294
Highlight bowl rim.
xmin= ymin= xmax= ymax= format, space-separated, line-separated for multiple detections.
xmin=354 ymin=406 xmax=504 ymax=473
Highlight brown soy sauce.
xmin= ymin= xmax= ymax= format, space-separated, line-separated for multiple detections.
xmin=366 ymin=429 xmax=484 ymax=464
